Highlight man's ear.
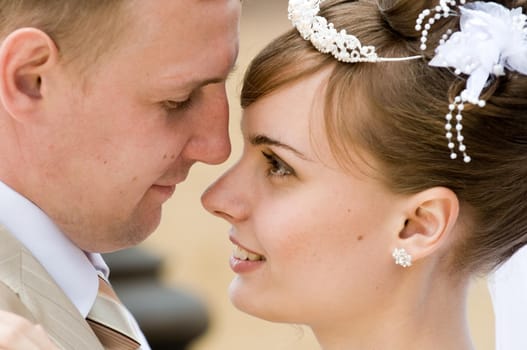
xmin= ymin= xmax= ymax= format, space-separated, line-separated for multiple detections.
xmin=396 ymin=187 xmax=459 ymax=263
xmin=0 ymin=28 xmax=59 ymax=120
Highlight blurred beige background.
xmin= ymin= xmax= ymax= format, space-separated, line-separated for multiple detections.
xmin=141 ymin=1 xmax=495 ymax=349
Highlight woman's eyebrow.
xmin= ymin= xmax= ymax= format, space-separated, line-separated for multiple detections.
xmin=248 ymin=133 xmax=310 ymax=161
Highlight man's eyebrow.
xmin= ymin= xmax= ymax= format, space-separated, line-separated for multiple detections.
xmin=161 ymin=65 xmax=238 ymax=90
xmin=204 ymin=64 xmax=238 ymax=85
xmin=186 ymin=76 xmax=226 ymax=89
xmin=249 ymin=134 xmax=310 ymax=160
xmin=163 ymin=64 xmax=238 ymax=90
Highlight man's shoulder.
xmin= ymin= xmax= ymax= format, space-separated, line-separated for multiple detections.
xmin=0 ymin=226 xmax=38 ymax=320
xmin=0 ymin=224 xmax=24 ymax=257
xmin=0 ymin=225 xmax=25 ymax=285
xmin=0 ymin=224 xmax=37 ymax=284
xmin=0 ymin=226 xmax=102 ymax=349
xmin=0 ymin=280 xmax=36 ymax=321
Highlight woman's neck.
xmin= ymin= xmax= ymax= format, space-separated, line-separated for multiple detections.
xmin=311 ymin=271 xmax=475 ymax=350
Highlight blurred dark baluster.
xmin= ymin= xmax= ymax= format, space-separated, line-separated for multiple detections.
xmin=103 ymin=247 xmax=209 ymax=350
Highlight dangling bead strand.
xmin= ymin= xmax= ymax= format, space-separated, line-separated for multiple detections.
xmin=415 ymin=0 xmax=466 ymax=51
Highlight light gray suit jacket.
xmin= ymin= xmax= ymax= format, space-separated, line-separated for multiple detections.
xmin=0 ymin=225 xmax=104 ymax=349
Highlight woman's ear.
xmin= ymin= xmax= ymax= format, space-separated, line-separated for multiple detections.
xmin=396 ymin=187 xmax=459 ymax=264
xmin=0 ymin=28 xmax=59 ymax=121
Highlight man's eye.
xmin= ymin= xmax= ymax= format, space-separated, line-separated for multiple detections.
xmin=261 ymin=151 xmax=294 ymax=178
xmin=162 ymin=97 xmax=194 ymax=112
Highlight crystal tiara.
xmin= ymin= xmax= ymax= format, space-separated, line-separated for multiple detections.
xmin=287 ymin=0 xmax=421 ymax=63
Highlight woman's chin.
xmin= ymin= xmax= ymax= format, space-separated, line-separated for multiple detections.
xmin=229 ymin=278 xmax=267 ymax=318
xmin=228 ymin=278 xmax=292 ymax=323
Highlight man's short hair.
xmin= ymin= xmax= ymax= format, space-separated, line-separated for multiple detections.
xmin=0 ymin=0 xmax=129 ymax=72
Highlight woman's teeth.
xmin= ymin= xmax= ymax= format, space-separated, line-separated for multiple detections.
xmin=233 ymin=245 xmax=264 ymax=261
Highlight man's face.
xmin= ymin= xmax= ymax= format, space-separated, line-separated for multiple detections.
xmin=24 ymin=0 xmax=240 ymax=252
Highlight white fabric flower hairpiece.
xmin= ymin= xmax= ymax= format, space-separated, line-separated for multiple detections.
xmin=422 ymin=1 xmax=527 ymax=162
xmin=431 ymin=2 xmax=527 ymax=103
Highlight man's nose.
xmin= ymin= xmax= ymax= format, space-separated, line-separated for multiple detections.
xmin=186 ymin=86 xmax=232 ymax=165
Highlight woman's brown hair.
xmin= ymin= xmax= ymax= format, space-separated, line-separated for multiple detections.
xmin=241 ymin=0 xmax=527 ymax=274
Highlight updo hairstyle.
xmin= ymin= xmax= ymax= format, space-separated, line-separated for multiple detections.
xmin=241 ymin=0 xmax=527 ymax=274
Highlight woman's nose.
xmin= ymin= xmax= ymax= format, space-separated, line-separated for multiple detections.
xmin=201 ymin=165 xmax=249 ymax=223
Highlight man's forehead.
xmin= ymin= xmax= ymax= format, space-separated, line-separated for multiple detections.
xmin=119 ymin=0 xmax=240 ymax=91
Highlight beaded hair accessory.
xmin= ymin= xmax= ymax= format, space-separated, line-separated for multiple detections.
xmin=416 ymin=1 xmax=527 ymax=162
xmin=288 ymin=0 xmax=527 ymax=163
xmin=287 ymin=0 xmax=421 ymax=62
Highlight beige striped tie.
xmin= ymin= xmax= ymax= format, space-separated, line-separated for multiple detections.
xmin=87 ymin=276 xmax=141 ymax=350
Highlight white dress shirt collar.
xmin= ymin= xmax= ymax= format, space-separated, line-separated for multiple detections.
xmin=0 ymin=180 xmax=109 ymax=317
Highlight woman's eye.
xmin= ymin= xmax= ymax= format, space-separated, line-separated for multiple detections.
xmin=262 ymin=151 xmax=294 ymax=178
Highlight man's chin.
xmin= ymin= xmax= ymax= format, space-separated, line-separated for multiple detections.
xmin=123 ymin=208 xmax=163 ymax=247
xmin=79 ymin=211 xmax=162 ymax=253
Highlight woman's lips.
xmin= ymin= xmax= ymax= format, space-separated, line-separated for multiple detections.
xmin=229 ymin=243 xmax=266 ymax=274
xmin=232 ymin=244 xmax=264 ymax=261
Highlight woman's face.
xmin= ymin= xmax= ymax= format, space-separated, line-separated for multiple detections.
xmin=201 ymin=70 xmax=408 ymax=328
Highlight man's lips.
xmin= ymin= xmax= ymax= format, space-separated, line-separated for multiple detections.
xmin=150 ymin=184 xmax=176 ymax=198
xmin=152 ymin=174 xmax=187 ymax=194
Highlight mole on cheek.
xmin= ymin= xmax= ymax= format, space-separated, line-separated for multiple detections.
xmin=163 ymin=154 xmax=168 ymax=160
xmin=357 ymin=235 xmax=364 ymax=241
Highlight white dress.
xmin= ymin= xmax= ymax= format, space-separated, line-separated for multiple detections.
xmin=488 ymin=244 xmax=527 ymax=350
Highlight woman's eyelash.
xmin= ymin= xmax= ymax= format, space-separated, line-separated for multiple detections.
xmin=261 ymin=151 xmax=294 ymax=178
